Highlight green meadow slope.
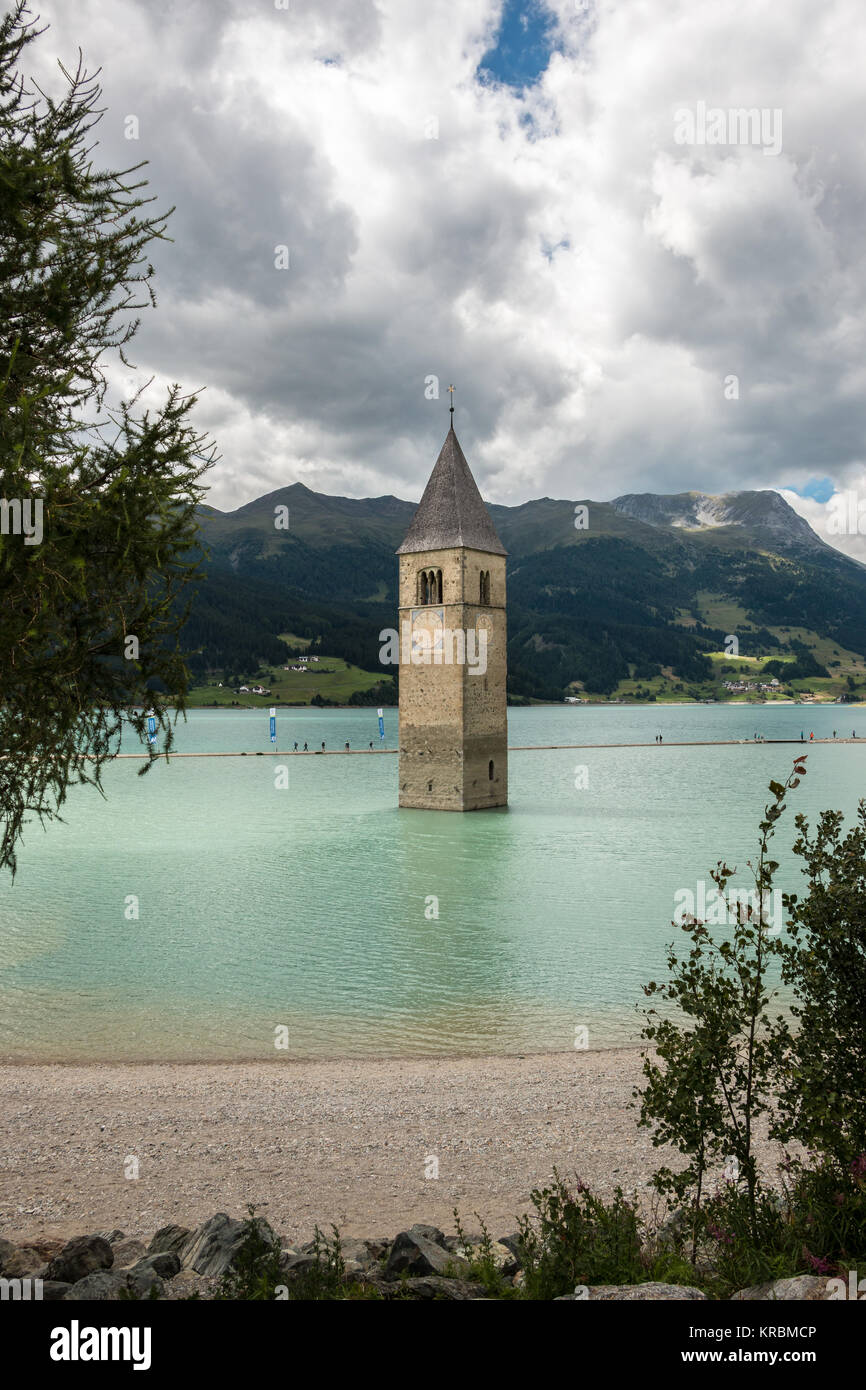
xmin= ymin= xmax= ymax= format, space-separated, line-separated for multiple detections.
xmin=180 ymin=486 xmax=866 ymax=704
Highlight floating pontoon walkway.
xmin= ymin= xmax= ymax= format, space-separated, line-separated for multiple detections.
xmin=108 ymin=738 xmax=859 ymax=758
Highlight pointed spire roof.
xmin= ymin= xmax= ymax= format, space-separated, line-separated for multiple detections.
xmin=396 ymin=426 xmax=506 ymax=556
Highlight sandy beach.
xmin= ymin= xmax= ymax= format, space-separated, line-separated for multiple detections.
xmin=0 ymin=1049 xmax=786 ymax=1248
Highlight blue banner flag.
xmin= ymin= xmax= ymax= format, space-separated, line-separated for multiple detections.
xmin=146 ymin=710 xmax=157 ymax=746
xmin=377 ymin=707 xmax=385 ymax=741
xmin=269 ymin=707 xmax=276 ymax=744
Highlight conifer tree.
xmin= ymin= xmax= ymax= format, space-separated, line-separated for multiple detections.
xmin=0 ymin=3 xmax=215 ymax=874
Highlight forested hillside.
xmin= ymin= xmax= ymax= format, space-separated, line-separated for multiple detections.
xmin=179 ymin=486 xmax=866 ymax=701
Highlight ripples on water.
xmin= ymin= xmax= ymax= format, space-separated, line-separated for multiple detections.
xmin=0 ymin=704 xmax=863 ymax=1059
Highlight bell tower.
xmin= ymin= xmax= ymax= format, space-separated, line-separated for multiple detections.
xmin=396 ymin=410 xmax=508 ymax=811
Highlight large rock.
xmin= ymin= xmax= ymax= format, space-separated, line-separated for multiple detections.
xmin=556 ymin=1282 xmax=707 ymax=1301
xmin=0 ymin=1236 xmax=64 ymax=1275
xmin=147 ymin=1224 xmax=190 ymax=1257
xmin=42 ymin=1281 xmax=72 ymax=1300
xmin=0 ymin=1245 xmax=44 ymax=1278
xmin=497 ymin=1234 xmax=526 ymax=1268
xmin=180 ymin=1213 xmax=278 ymax=1278
xmin=62 ymin=1263 xmax=165 ymax=1301
xmin=112 ymin=1238 xmax=147 ymax=1268
xmin=46 ymin=1235 xmax=113 ymax=1284
xmin=444 ymin=1235 xmax=518 ymax=1275
xmin=129 ymin=1251 xmax=180 ymax=1281
xmin=291 ymin=1234 xmax=389 ymax=1277
xmin=278 ymin=1249 xmax=322 ymax=1276
xmin=337 ymin=1238 xmax=386 ymax=1273
xmin=403 ymin=1223 xmax=447 ymax=1248
xmin=362 ymin=1274 xmax=488 ymax=1300
xmin=280 ymin=1238 xmax=385 ymax=1280
xmin=390 ymin=1276 xmax=488 ymax=1300
xmin=63 ymin=1271 xmax=125 ymax=1300
xmin=732 ymin=1276 xmax=833 ymax=1301
xmin=125 ymin=1264 xmax=166 ymax=1300
xmin=27 ymin=1238 xmax=66 ymax=1263
xmin=384 ymin=1226 xmax=468 ymax=1280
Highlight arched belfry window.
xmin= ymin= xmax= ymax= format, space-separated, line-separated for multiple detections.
xmin=417 ymin=568 xmax=443 ymax=605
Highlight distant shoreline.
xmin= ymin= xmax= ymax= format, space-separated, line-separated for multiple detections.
xmin=164 ymin=699 xmax=866 ymax=711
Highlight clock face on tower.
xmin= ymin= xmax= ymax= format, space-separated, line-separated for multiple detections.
xmin=411 ymin=606 xmax=444 ymax=661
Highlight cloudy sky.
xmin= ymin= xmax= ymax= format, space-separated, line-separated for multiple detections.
xmin=26 ymin=0 xmax=866 ymax=557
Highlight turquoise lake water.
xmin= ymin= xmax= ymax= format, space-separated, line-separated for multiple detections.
xmin=0 ymin=704 xmax=863 ymax=1061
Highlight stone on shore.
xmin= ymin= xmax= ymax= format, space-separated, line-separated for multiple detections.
xmin=130 ymin=1251 xmax=181 ymax=1280
xmin=363 ymin=1274 xmax=488 ymax=1300
xmin=148 ymin=1224 xmax=190 ymax=1256
xmin=384 ymin=1225 xmax=468 ymax=1279
xmin=497 ymin=1234 xmax=525 ymax=1266
xmin=0 ymin=1244 xmax=45 ymax=1278
xmin=62 ymin=1267 xmax=165 ymax=1300
xmin=21 ymin=1211 xmax=842 ymax=1303
xmin=444 ymin=1234 xmax=518 ymax=1275
xmin=180 ymin=1212 xmax=278 ymax=1278
xmin=278 ymin=1250 xmax=321 ymax=1276
xmin=339 ymin=1237 xmax=388 ymax=1273
xmin=41 ymin=1281 xmax=73 ymax=1300
xmin=280 ymin=1235 xmax=388 ymax=1279
xmin=556 ymin=1282 xmax=707 ymax=1300
xmin=112 ymin=1238 xmax=147 ymax=1267
xmin=46 ymin=1234 xmax=113 ymax=1284
xmin=731 ymin=1275 xmax=834 ymax=1301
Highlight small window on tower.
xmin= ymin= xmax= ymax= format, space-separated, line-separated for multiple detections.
xmin=488 ymin=760 xmax=494 ymax=780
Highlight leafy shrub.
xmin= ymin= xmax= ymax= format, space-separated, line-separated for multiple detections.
xmin=214 ymin=1207 xmax=283 ymax=1300
xmin=452 ymin=1210 xmax=517 ymax=1298
xmin=636 ymin=761 xmax=805 ymax=1253
xmin=775 ymin=802 xmax=866 ymax=1168
xmin=516 ymin=1171 xmax=645 ymax=1299
xmin=281 ymin=1225 xmax=348 ymax=1301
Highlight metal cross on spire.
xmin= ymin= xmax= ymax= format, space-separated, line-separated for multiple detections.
xmin=447 ymin=383 xmax=455 ymax=423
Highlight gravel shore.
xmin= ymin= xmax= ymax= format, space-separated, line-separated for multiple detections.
xmin=0 ymin=1050 xmax=785 ymax=1247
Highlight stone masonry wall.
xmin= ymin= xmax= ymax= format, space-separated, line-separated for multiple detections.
xmin=397 ymin=547 xmax=507 ymax=810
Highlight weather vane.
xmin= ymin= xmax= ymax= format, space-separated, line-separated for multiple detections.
xmin=448 ymin=383 xmax=455 ymax=421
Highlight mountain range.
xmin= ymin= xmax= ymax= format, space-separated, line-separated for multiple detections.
xmin=182 ymin=485 xmax=866 ymax=700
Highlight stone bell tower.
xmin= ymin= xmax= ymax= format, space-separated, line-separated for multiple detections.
xmin=396 ymin=411 xmax=507 ymax=811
